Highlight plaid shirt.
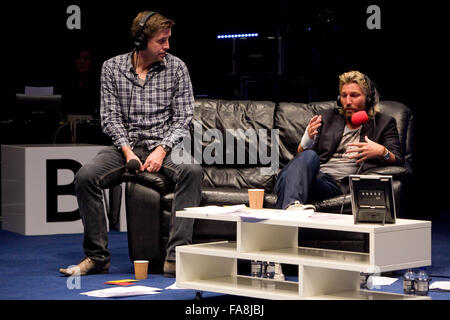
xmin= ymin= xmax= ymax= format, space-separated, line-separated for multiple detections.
xmin=100 ymin=52 xmax=194 ymax=150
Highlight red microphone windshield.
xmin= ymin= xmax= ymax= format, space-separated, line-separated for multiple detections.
xmin=351 ymin=110 xmax=369 ymax=126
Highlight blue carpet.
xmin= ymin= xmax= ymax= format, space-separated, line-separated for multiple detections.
xmin=1 ymin=217 xmax=449 ymax=301
xmin=0 ymin=230 xmax=224 ymax=300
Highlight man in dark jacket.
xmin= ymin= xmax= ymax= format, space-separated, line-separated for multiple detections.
xmin=274 ymin=71 xmax=403 ymax=210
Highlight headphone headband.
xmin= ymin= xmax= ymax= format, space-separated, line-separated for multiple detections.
xmin=133 ymin=11 xmax=158 ymax=51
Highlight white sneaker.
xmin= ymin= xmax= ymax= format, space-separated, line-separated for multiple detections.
xmin=286 ymin=200 xmax=316 ymax=211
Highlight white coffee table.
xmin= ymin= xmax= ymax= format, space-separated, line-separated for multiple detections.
xmin=175 ymin=207 xmax=431 ymax=300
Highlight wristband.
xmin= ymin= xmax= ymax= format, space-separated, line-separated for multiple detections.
xmin=300 ymin=130 xmax=314 ymax=150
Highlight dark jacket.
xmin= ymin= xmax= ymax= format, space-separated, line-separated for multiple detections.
xmin=312 ymin=108 xmax=404 ymax=172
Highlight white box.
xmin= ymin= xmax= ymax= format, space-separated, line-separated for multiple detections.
xmin=1 ymin=144 xmax=127 ymax=235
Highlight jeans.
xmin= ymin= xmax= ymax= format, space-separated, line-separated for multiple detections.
xmin=75 ymin=144 xmax=202 ymax=263
xmin=274 ymin=150 xmax=342 ymax=209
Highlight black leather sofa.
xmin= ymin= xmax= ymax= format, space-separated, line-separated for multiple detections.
xmin=123 ymin=99 xmax=413 ymax=272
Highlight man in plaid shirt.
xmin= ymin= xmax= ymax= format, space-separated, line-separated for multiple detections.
xmin=60 ymin=11 xmax=202 ymax=277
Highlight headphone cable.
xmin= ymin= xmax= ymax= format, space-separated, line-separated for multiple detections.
xmin=127 ymin=49 xmax=138 ymax=121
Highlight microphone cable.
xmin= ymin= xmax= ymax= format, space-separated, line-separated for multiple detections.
xmin=339 ymin=107 xmax=376 ymax=214
xmin=340 ymin=160 xmax=364 ymax=214
xmin=53 ymin=121 xmax=70 ymax=144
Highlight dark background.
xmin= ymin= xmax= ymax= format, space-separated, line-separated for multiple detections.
xmin=2 ymin=0 xmax=448 ymax=218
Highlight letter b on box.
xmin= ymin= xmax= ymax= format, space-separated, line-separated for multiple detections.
xmin=46 ymin=159 xmax=82 ymax=222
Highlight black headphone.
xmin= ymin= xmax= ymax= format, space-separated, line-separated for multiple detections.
xmin=337 ymin=73 xmax=378 ymax=110
xmin=133 ymin=11 xmax=158 ymax=51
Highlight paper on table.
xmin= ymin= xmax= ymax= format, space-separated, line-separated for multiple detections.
xmin=184 ymin=204 xmax=246 ymax=214
xmin=81 ymin=285 xmax=162 ymax=298
xmin=239 ymin=209 xmax=315 ymax=223
xmin=430 ymin=281 xmax=450 ymax=291
xmin=309 ymin=212 xmax=349 ymax=220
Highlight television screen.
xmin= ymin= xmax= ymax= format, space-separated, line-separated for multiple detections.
xmin=15 ymin=93 xmax=62 ymax=123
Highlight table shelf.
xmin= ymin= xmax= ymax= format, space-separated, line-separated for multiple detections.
xmin=177 ymin=275 xmax=300 ymax=300
xmin=179 ymin=241 xmax=370 ymax=271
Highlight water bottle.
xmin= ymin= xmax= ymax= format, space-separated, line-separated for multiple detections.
xmin=251 ymin=260 xmax=262 ymax=277
xmin=360 ymin=273 xmax=370 ymax=289
xmin=264 ymin=262 xmax=275 ymax=279
xmin=415 ymin=268 xmax=431 ymax=296
xmin=403 ymin=269 xmax=416 ymax=294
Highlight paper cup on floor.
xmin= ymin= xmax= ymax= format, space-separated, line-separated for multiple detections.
xmin=134 ymin=260 xmax=149 ymax=280
xmin=248 ymin=189 xmax=264 ymax=209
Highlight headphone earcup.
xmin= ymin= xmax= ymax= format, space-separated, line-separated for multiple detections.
xmin=336 ymin=95 xmax=342 ymax=107
xmin=134 ymin=32 xmax=147 ymax=51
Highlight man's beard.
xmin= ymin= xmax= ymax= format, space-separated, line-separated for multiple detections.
xmin=344 ymin=107 xmax=364 ymax=119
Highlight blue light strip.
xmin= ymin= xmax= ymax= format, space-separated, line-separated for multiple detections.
xmin=217 ymin=33 xmax=259 ymax=39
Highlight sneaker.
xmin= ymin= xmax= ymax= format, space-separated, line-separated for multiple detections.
xmin=286 ymin=200 xmax=316 ymax=211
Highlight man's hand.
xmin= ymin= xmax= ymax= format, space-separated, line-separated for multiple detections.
xmin=143 ymin=146 xmax=167 ymax=172
xmin=121 ymin=145 xmax=144 ymax=173
xmin=307 ymin=115 xmax=322 ymax=139
xmin=346 ymin=136 xmax=386 ymax=164
xmin=297 ymin=115 xmax=322 ymax=153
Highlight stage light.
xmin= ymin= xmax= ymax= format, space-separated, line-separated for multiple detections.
xmin=216 ymin=33 xmax=259 ymax=39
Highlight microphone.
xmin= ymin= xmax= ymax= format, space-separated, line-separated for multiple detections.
xmin=99 ymin=159 xmax=141 ymax=189
xmin=351 ymin=110 xmax=369 ymax=127
xmin=126 ymin=159 xmax=141 ymax=172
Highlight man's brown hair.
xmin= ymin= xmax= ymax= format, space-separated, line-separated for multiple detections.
xmin=130 ymin=11 xmax=175 ymax=40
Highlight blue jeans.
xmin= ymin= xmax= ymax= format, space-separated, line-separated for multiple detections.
xmin=75 ymin=145 xmax=202 ymax=263
xmin=274 ymin=150 xmax=342 ymax=209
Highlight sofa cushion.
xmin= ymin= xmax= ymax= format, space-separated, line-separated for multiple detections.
xmin=274 ymin=102 xmax=310 ymax=166
xmin=202 ymin=166 xmax=277 ymax=192
xmin=191 ymin=99 xmax=276 ymax=167
xmin=377 ymin=101 xmax=413 ymax=172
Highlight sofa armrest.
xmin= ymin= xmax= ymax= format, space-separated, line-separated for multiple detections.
xmin=313 ymin=195 xmax=352 ymax=214
xmin=361 ymin=165 xmax=407 ymax=180
xmin=123 ymin=171 xmax=174 ymax=195
xmin=125 ymin=182 xmax=164 ymax=270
